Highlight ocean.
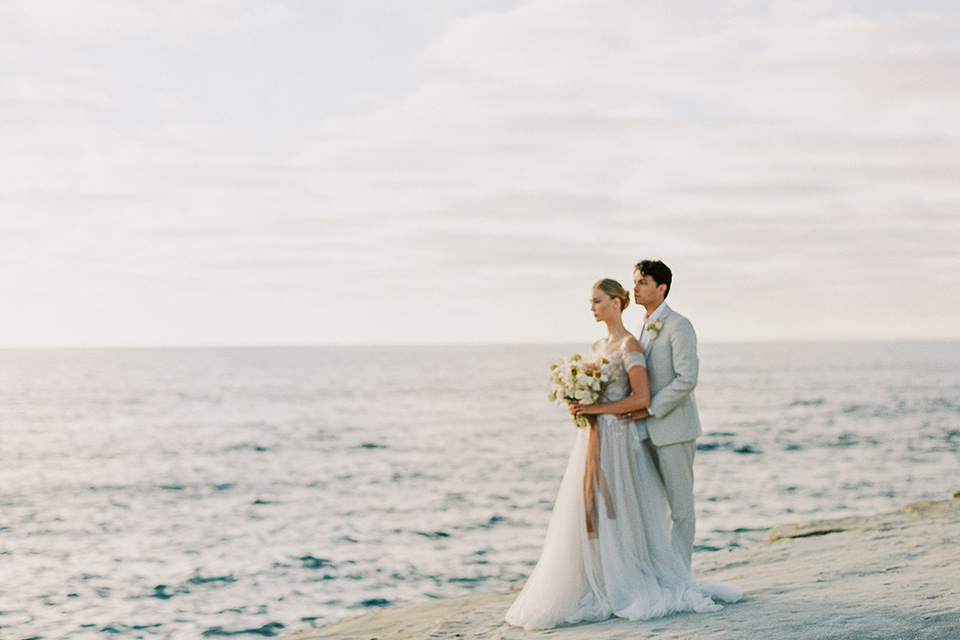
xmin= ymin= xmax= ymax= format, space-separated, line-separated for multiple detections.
xmin=1 ymin=342 xmax=958 ymax=639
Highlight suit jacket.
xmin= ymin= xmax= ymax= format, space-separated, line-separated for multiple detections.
xmin=642 ymin=304 xmax=702 ymax=446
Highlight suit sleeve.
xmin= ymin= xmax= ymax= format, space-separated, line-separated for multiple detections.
xmin=647 ymin=316 xmax=698 ymax=418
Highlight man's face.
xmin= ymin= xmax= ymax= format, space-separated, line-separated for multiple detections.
xmin=633 ymin=271 xmax=664 ymax=309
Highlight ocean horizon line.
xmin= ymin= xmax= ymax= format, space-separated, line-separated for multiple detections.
xmin=2 ymin=338 xmax=959 ymax=351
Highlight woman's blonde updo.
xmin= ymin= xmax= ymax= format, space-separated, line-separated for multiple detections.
xmin=593 ymin=278 xmax=630 ymax=312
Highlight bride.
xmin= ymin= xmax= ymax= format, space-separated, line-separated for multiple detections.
xmin=505 ymin=278 xmax=741 ymax=630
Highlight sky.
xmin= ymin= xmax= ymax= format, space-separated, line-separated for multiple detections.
xmin=1 ymin=0 xmax=959 ymax=347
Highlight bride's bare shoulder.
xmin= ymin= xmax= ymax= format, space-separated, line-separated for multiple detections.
xmin=621 ymin=335 xmax=642 ymax=354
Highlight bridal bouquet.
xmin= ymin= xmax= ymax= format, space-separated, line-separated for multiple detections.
xmin=548 ymin=353 xmax=610 ymax=428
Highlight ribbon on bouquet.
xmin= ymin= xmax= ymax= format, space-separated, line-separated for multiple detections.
xmin=583 ymin=415 xmax=616 ymax=537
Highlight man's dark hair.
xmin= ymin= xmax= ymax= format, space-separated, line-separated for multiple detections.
xmin=635 ymin=260 xmax=672 ymax=299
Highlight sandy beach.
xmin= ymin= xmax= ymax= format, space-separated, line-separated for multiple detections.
xmin=287 ymin=491 xmax=960 ymax=640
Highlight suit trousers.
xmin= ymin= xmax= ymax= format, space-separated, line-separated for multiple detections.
xmin=643 ymin=438 xmax=696 ymax=574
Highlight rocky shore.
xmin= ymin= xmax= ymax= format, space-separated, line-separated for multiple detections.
xmin=287 ymin=492 xmax=960 ymax=640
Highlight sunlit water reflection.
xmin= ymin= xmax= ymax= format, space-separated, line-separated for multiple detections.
xmin=1 ymin=342 xmax=958 ymax=638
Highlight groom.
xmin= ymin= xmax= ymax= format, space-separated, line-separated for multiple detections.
xmin=619 ymin=259 xmax=701 ymax=574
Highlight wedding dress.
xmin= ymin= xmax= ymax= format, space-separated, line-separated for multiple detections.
xmin=505 ymin=347 xmax=742 ymax=630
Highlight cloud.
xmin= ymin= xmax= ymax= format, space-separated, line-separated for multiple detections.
xmin=1 ymin=1 xmax=959 ymax=345
xmin=1 ymin=0 xmax=286 ymax=41
xmin=428 ymin=1 xmax=960 ymax=133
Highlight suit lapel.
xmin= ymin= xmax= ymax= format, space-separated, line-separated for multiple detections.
xmin=647 ymin=305 xmax=672 ymax=360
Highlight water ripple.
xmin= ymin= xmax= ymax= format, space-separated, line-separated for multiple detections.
xmin=1 ymin=343 xmax=958 ymax=638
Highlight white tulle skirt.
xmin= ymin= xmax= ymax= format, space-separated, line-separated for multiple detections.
xmin=505 ymin=416 xmax=742 ymax=630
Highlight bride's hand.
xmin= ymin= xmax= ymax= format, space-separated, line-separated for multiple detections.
xmin=569 ymin=402 xmax=599 ymax=416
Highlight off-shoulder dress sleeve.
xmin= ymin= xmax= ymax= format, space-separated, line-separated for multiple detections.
xmin=623 ymin=351 xmax=646 ymax=371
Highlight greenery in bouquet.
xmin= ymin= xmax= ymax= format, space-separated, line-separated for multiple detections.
xmin=548 ymin=353 xmax=610 ymax=428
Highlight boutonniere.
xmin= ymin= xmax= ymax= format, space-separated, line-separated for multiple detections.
xmin=646 ymin=320 xmax=664 ymax=340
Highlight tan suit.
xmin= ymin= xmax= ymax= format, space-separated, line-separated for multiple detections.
xmin=640 ymin=303 xmax=700 ymax=572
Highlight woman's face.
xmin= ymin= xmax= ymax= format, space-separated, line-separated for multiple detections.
xmin=590 ymin=288 xmax=617 ymax=321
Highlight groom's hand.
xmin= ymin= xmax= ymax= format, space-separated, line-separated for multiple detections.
xmin=617 ymin=409 xmax=649 ymax=422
